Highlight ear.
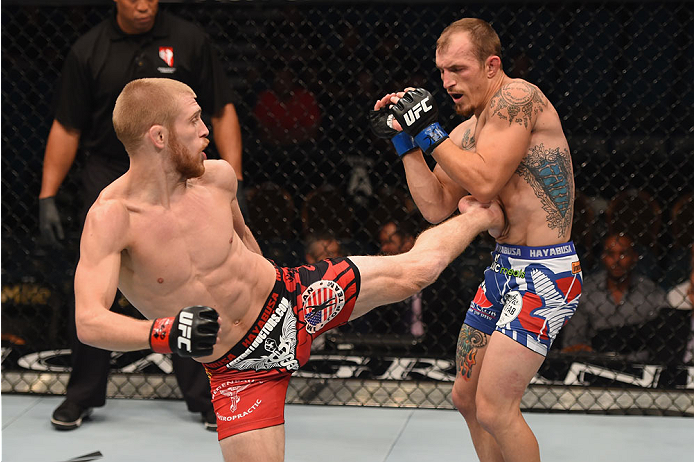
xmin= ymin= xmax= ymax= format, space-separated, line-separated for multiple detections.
xmin=147 ymin=125 xmax=167 ymax=149
xmin=486 ymin=55 xmax=502 ymax=78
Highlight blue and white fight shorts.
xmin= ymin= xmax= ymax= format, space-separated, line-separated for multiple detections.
xmin=464 ymin=242 xmax=583 ymax=356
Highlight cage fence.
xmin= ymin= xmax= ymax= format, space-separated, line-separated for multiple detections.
xmin=2 ymin=0 xmax=693 ymax=415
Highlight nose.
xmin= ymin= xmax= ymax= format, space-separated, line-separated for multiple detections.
xmin=135 ymin=1 xmax=151 ymax=13
xmin=200 ymin=121 xmax=210 ymax=138
xmin=441 ymin=70 xmax=455 ymax=90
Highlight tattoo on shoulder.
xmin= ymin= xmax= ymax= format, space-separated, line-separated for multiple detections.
xmin=489 ymin=81 xmax=548 ymax=128
xmin=516 ymin=143 xmax=575 ymax=238
xmin=460 ymin=127 xmax=476 ymax=150
xmin=456 ymin=325 xmax=488 ymax=380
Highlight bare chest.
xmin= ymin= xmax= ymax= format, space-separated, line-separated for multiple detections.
xmin=119 ymin=195 xmax=236 ymax=305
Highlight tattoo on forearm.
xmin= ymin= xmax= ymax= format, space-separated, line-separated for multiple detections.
xmin=489 ymin=82 xmax=547 ymax=128
xmin=456 ymin=325 xmax=488 ymax=380
xmin=516 ymin=143 xmax=575 ymax=237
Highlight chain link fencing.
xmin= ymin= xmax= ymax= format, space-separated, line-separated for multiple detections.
xmin=2 ymin=0 xmax=693 ymax=415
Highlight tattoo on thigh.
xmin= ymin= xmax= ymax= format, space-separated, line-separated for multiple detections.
xmin=456 ymin=326 xmax=488 ymax=380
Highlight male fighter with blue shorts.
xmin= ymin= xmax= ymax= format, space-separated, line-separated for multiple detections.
xmin=371 ymin=17 xmax=582 ymax=462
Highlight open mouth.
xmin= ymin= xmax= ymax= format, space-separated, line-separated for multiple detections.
xmin=449 ymin=93 xmax=463 ymax=103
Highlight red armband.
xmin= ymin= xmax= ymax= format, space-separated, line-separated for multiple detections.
xmin=149 ymin=317 xmax=174 ymax=353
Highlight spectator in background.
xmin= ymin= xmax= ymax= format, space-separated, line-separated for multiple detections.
xmin=253 ymin=64 xmax=321 ymax=147
xmin=379 ymin=217 xmax=426 ymax=337
xmin=561 ymin=233 xmax=667 ymax=357
xmin=304 ymin=233 xmax=343 ymax=264
xmin=667 ymin=246 xmax=694 ymax=364
xmin=345 ymin=214 xmax=426 ymax=337
xmin=37 ymin=0 xmax=243 ymax=432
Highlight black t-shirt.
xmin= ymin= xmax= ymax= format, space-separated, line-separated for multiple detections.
xmin=53 ymin=9 xmax=234 ymax=159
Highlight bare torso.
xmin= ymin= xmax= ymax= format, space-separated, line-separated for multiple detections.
xmin=451 ymin=79 xmax=574 ymax=247
xmin=104 ymin=162 xmax=276 ymax=362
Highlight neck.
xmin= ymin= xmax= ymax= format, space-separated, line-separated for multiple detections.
xmin=125 ymin=150 xmax=188 ymax=207
xmin=475 ymin=72 xmax=510 ymax=118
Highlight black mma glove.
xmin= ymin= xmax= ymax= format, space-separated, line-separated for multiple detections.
xmin=368 ymin=109 xmax=417 ymax=157
xmin=391 ymin=88 xmax=449 ymax=155
xmin=149 ymin=305 xmax=219 ymax=357
xmin=39 ymin=196 xmax=65 ymax=247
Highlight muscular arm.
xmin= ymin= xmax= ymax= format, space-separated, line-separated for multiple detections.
xmin=431 ymin=85 xmax=539 ymax=202
xmin=211 ymin=103 xmax=243 ymax=180
xmin=400 ymin=151 xmax=467 ymax=223
xmin=39 ymin=120 xmax=80 ymax=198
xmin=400 ymin=121 xmax=475 ymax=223
xmin=74 ymin=201 xmax=152 ymax=351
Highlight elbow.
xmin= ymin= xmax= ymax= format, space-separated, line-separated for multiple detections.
xmin=418 ymin=202 xmax=457 ymax=224
xmin=466 ymin=184 xmax=498 ymax=204
xmin=420 ymin=209 xmax=448 ymax=225
xmin=75 ymin=311 xmax=101 ymax=348
xmin=75 ymin=324 xmax=96 ymax=348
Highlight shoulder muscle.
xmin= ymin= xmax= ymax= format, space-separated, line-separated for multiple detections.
xmin=488 ymin=80 xmax=548 ymax=130
xmin=198 ymin=159 xmax=237 ymax=192
xmin=81 ymin=199 xmax=130 ymax=257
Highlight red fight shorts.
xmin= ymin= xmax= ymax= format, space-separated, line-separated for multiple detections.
xmin=203 ymin=258 xmax=360 ymax=440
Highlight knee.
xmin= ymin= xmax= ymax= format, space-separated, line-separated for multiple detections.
xmin=475 ymin=392 xmax=513 ymax=436
xmin=451 ymin=379 xmax=476 ymax=419
xmin=474 ymin=396 xmax=497 ymax=434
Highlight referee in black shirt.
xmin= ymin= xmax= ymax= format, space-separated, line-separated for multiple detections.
xmin=38 ymin=0 xmax=243 ymax=432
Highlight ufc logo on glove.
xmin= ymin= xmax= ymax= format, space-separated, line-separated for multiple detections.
xmin=177 ymin=311 xmax=194 ymax=352
xmin=403 ymin=97 xmax=433 ymax=126
xmin=149 ymin=305 xmax=219 ymax=357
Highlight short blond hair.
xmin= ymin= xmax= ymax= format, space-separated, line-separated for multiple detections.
xmin=112 ymin=78 xmax=196 ymax=153
xmin=437 ymin=18 xmax=502 ymax=64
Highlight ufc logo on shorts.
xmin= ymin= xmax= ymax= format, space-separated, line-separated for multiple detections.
xmin=177 ymin=311 xmax=193 ymax=352
xmin=403 ymin=97 xmax=432 ymax=126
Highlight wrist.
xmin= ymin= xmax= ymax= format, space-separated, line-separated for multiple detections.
xmin=149 ymin=317 xmax=174 ymax=353
xmin=414 ymin=122 xmax=449 ymax=155
xmin=391 ymin=132 xmax=417 ymax=157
